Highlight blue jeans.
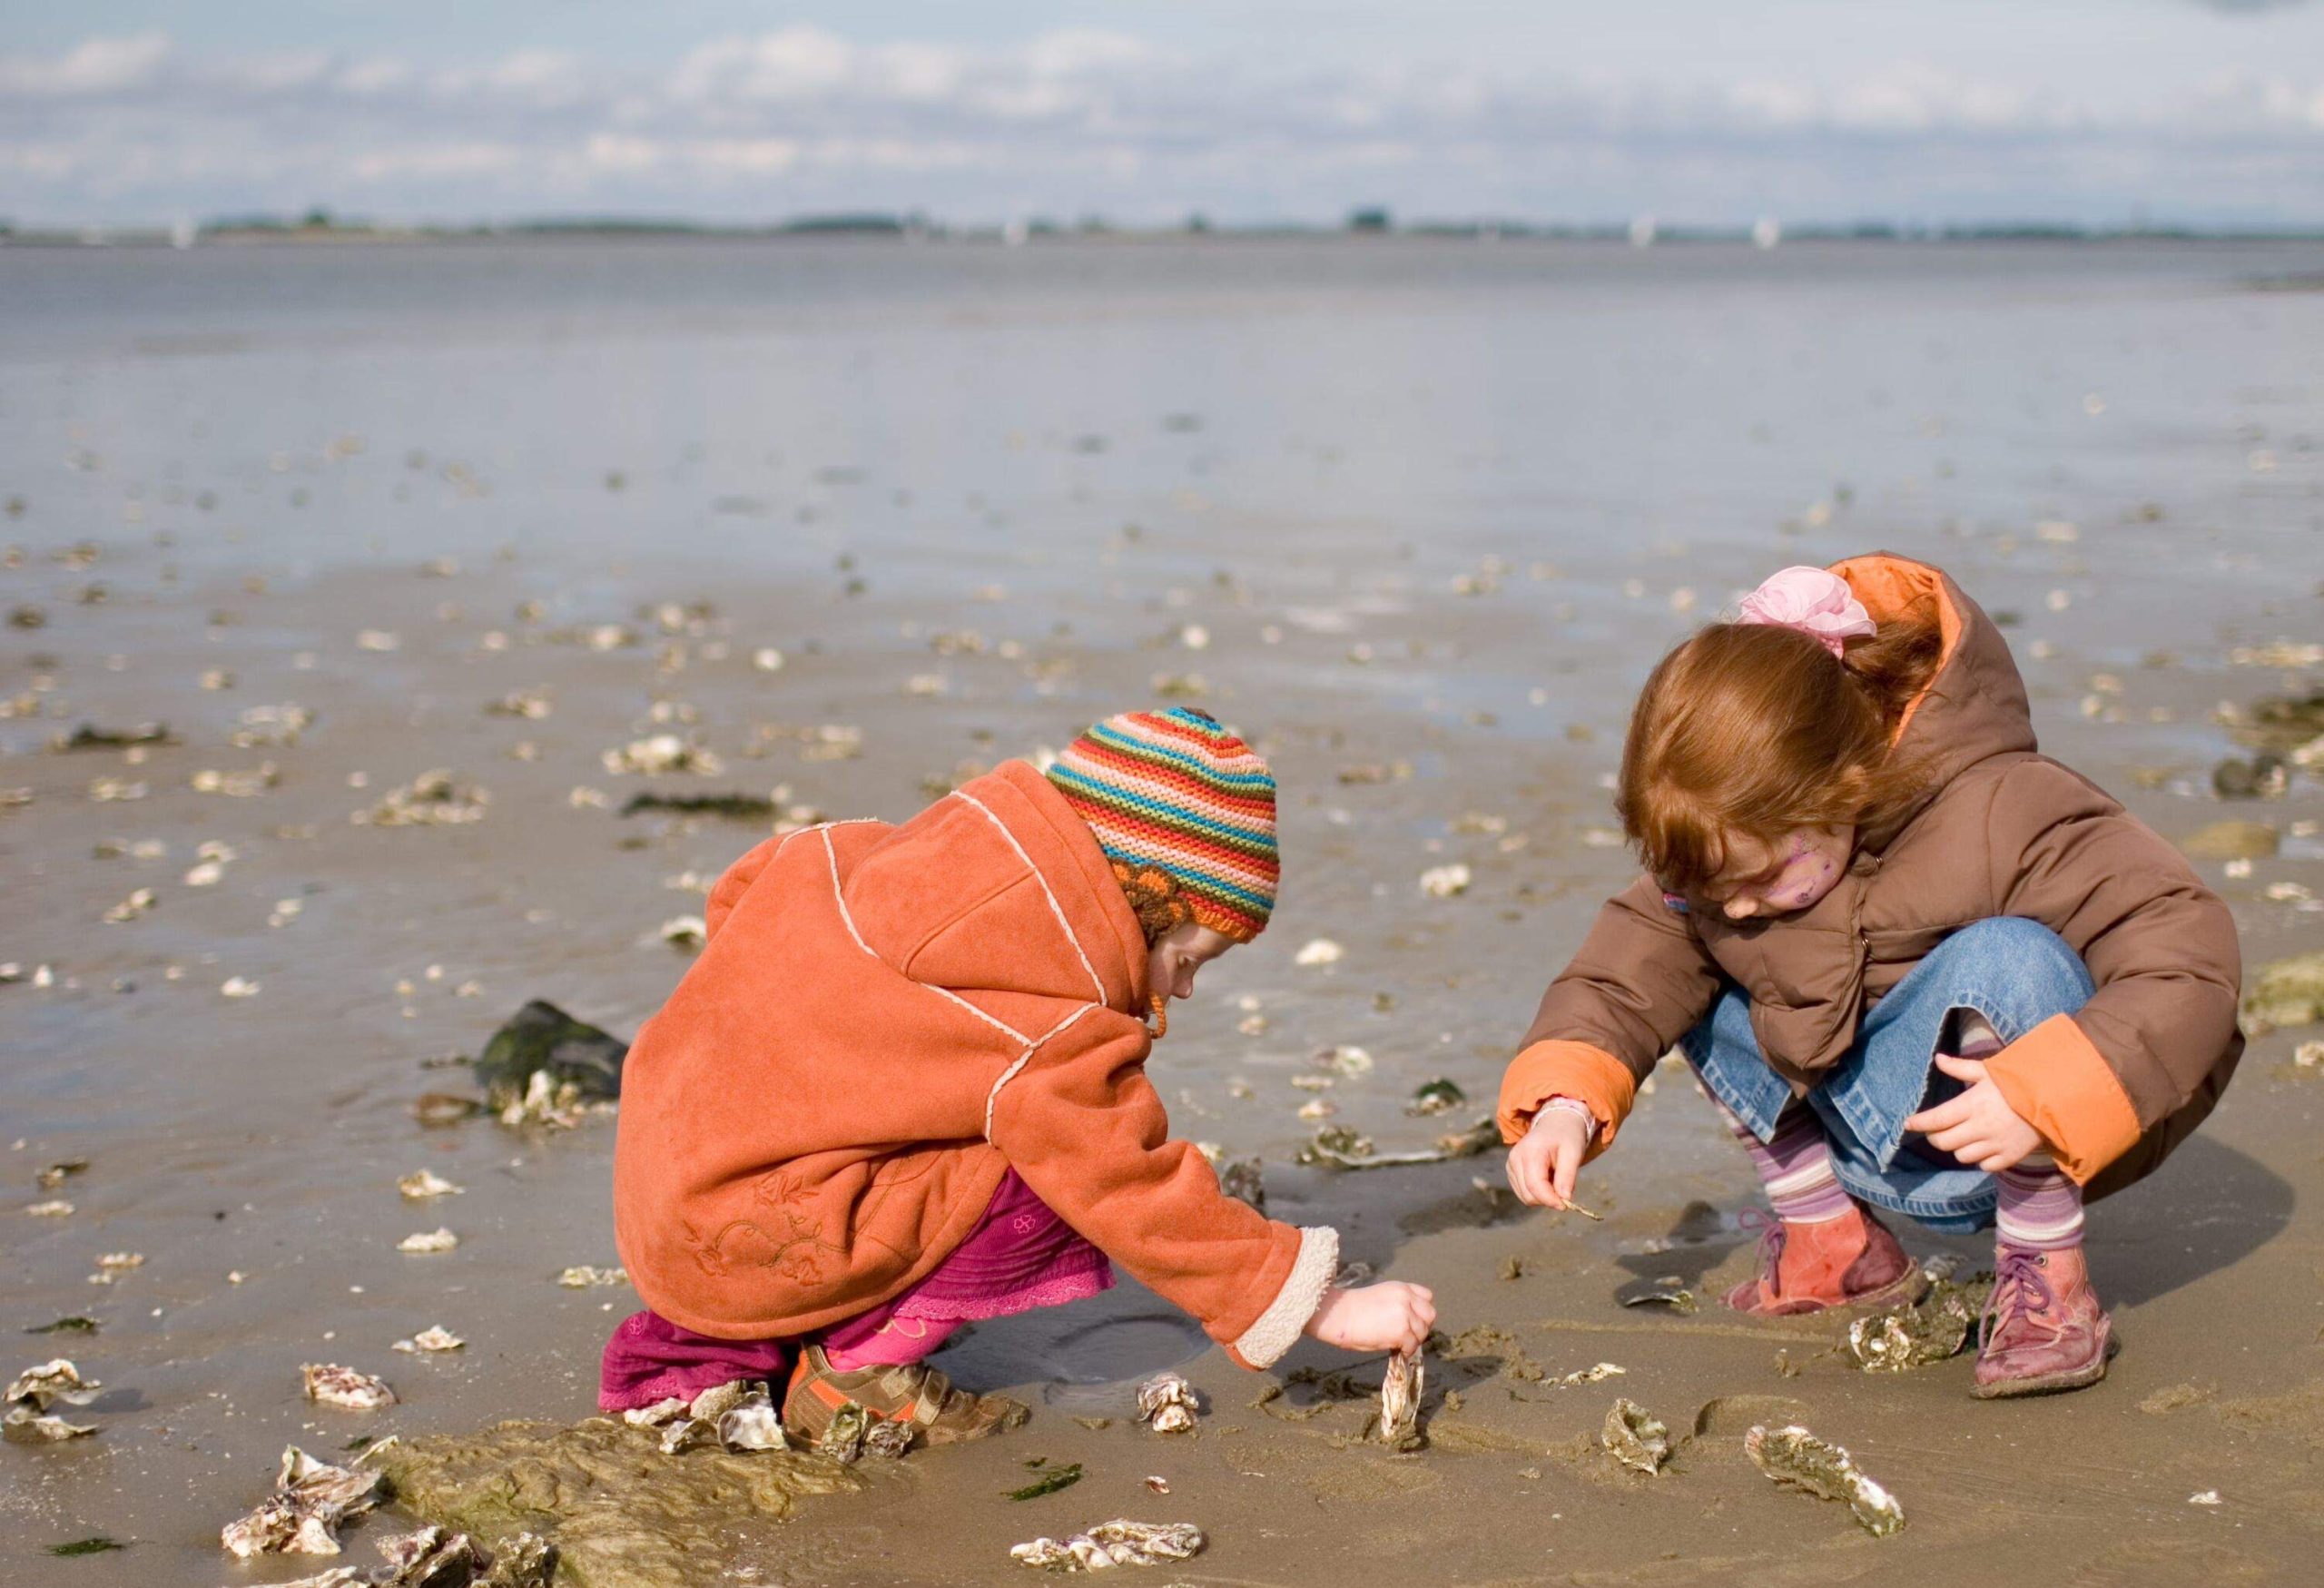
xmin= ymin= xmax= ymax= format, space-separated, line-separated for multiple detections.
xmin=1679 ymin=917 xmax=2095 ymax=1233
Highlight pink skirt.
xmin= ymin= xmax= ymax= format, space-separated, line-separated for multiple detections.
xmin=599 ymin=1169 xmax=1109 ymax=1411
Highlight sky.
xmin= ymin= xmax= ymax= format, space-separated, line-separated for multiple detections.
xmin=2 ymin=3 xmax=2321 ymax=230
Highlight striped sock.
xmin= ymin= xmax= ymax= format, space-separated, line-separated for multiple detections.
xmin=1713 ymin=1097 xmax=1853 ymax=1224
xmin=1994 ymin=1152 xmax=2084 ymax=1252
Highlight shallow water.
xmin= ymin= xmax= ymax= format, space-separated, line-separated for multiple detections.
xmin=3 ymin=236 xmax=2321 ymax=1584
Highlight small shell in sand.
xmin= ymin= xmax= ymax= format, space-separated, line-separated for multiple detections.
xmin=1009 ymin=1520 xmax=1206 ymax=1571
xmin=397 ymin=1169 xmax=463 ymax=1200
xmin=398 ymin=1228 xmax=458 ymax=1254
xmin=1745 ymin=1423 xmax=1905 ymax=1537
xmin=301 ymin=1364 xmax=396 ymax=1411
xmin=392 ymin=1326 xmax=464 ymax=1354
xmin=220 ymin=1445 xmax=383 ymax=1557
xmin=1135 ymin=1371 xmax=1201 ymax=1435
xmin=1378 ymin=1351 xmax=1423 ymax=1449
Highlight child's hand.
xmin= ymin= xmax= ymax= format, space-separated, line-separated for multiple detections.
xmin=1304 ymin=1281 xmax=1436 ymax=1356
xmin=1903 ymin=1054 xmax=2045 ymax=1171
xmin=1505 ymin=1106 xmax=1592 ymax=1210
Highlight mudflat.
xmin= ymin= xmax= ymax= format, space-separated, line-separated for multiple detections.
xmin=4 ymin=237 xmax=2320 ymax=1585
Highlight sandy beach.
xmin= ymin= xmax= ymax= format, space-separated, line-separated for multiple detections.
xmin=4 ymin=236 xmax=2321 ymax=1586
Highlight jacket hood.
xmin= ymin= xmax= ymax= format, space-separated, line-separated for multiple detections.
xmin=1831 ymin=553 xmax=2038 ymax=851
xmin=842 ymin=759 xmax=1150 ymax=1018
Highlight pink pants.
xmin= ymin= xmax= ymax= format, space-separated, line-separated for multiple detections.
xmin=599 ymin=1169 xmax=1108 ymax=1409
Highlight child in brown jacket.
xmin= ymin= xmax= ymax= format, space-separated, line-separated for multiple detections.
xmin=1501 ymin=556 xmax=2241 ymax=1397
xmin=607 ymin=707 xmax=1433 ymax=1443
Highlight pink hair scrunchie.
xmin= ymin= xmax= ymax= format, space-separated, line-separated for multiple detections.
xmin=1734 ymin=566 xmax=1877 ymax=659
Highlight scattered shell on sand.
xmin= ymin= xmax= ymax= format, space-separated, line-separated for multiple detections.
xmin=25 ymin=1198 xmax=74 ymax=1217
xmin=1378 ymin=1351 xmax=1423 ymax=1450
xmin=2242 ymin=951 xmax=2324 ymax=1035
xmin=557 ymin=1265 xmax=629 ymax=1288
xmin=1745 ymin=1424 xmax=1905 ymax=1537
xmin=399 ymin=1169 xmax=463 ymax=1200
xmin=5 ymin=1357 xmax=103 ymax=1441
xmin=102 ymin=887 xmax=156 ymax=923
xmin=1406 ymin=1077 xmax=1465 ymax=1116
xmin=660 ymin=916 xmax=707 ymax=951
xmin=1418 ymin=863 xmax=1472 ymax=898
xmin=1554 ymin=1362 xmax=1627 ymax=1388
xmin=222 ymin=976 xmax=262 ymax=999
xmin=714 ymin=1389 xmax=788 ymax=1453
xmin=1601 ymin=1397 xmax=1671 ymax=1475
xmin=817 ymin=1399 xmax=872 ymax=1464
xmin=1136 ymin=1372 xmax=1201 ymax=1435
xmin=1293 ymin=938 xmax=1344 ymax=968
xmin=603 ymin=735 xmax=724 ymax=776
xmin=359 ymin=770 xmax=488 ymax=828
xmin=220 ymin=1446 xmax=384 ymax=1557
xmin=398 ymin=1228 xmax=458 ymax=1254
xmin=1313 ymin=1043 xmax=1374 ymax=1077
xmin=36 ymin=1159 xmax=87 ymax=1190
xmin=302 ymin=1364 xmax=397 ymax=1411
xmin=393 ymin=1327 xmax=465 ymax=1354
xmin=863 ymin=1416 xmax=917 ymax=1459
xmin=622 ymin=1397 xmax=690 ymax=1427
xmin=1009 ymin=1520 xmax=1206 ymax=1572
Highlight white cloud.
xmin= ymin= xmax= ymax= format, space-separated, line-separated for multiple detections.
xmin=0 ymin=25 xmax=2319 ymax=226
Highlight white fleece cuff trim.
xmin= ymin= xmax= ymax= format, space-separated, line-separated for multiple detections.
xmin=1231 ymin=1226 xmax=1338 ymax=1370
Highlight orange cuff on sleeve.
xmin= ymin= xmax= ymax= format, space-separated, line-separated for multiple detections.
xmin=1497 ymin=1040 xmax=1638 ymax=1163
xmin=1982 ymin=1012 xmax=2142 ymax=1186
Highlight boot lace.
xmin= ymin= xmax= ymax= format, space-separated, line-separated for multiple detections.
xmin=1978 ymin=1248 xmax=2056 ymax=1347
xmin=1737 ymin=1208 xmax=1787 ymax=1286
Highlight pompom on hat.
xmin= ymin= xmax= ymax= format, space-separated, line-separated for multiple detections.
xmin=1045 ymin=707 xmax=1278 ymax=943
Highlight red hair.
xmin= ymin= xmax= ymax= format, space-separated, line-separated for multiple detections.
xmin=1617 ymin=604 xmax=1945 ymax=894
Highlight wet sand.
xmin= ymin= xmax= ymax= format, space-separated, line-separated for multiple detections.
xmin=4 ymin=238 xmax=2322 ymax=1584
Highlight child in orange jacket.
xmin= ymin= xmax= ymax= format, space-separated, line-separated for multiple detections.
xmin=606 ymin=707 xmax=1433 ymax=1442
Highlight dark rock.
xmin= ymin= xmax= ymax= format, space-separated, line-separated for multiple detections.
xmin=474 ymin=1001 xmax=628 ymax=1107
xmin=2211 ymin=752 xmax=2286 ymax=800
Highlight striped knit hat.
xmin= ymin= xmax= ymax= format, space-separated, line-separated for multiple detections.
xmin=1046 ymin=707 xmax=1278 ymax=942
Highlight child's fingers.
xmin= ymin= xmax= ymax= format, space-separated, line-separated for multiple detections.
xmin=1931 ymin=1052 xmax=1990 ymax=1084
xmin=1902 ymin=1096 xmax=1968 ymax=1135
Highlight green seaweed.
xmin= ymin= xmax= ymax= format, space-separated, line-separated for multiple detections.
xmin=47 ymin=1537 xmax=125 ymax=1557
xmin=24 ymin=1316 xmax=99 ymax=1336
xmin=473 ymin=1002 xmax=628 ymax=1107
xmin=618 ymin=792 xmax=778 ymax=820
xmin=371 ymin=1416 xmax=862 ymax=1588
xmin=1005 ymin=1462 xmax=1085 ymax=1501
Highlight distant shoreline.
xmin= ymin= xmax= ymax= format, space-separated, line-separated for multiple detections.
xmin=7 ymin=218 xmax=2324 ymax=250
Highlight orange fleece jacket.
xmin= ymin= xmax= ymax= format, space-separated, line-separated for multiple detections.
xmin=613 ymin=760 xmax=1337 ymax=1368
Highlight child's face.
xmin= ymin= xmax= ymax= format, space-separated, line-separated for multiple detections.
xmin=1697 ymin=824 xmax=1855 ymax=921
xmin=1147 ymin=921 xmax=1236 ymax=1004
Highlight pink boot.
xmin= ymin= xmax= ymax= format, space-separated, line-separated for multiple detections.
xmin=1973 ymin=1246 xmax=2112 ymax=1398
xmin=1725 ymin=1204 xmax=1926 ymax=1317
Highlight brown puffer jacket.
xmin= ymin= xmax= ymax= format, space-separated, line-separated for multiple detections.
xmin=1498 ymin=554 xmax=2242 ymax=1196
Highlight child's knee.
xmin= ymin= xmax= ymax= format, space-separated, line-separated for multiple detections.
xmin=1940 ymin=918 xmax=2094 ymax=1020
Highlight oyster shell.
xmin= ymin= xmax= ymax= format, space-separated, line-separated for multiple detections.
xmin=1600 ymin=1397 xmax=1670 ymax=1475
xmin=399 ymin=1169 xmax=463 ymax=1200
xmin=1135 ymin=1372 xmax=1200 ymax=1435
xmin=393 ymin=1326 xmax=465 ymax=1354
xmin=377 ymin=1524 xmax=486 ymax=1587
xmin=1009 ymin=1519 xmax=1206 ymax=1571
xmin=862 ymin=1415 xmax=917 ymax=1459
xmin=619 ymin=1397 xmax=688 ymax=1428
xmin=817 ymin=1399 xmax=871 ymax=1464
xmin=557 ymin=1265 xmax=628 ymax=1287
xmin=714 ymin=1390 xmax=788 ymax=1453
xmin=220 ymin=1445 xmax=384 ymax=1557
xmin=302 ymin=1363 xmax=397 ymax=1411
xmin=1745 ymin=1424 xmax=1905 ymax=1537
xmin=398 ymin=1228 xmax=458 ymax=1254
xmin=5 ymin=1357 xmax=103 ymax=1436
xmin=1378 ymin=1350 xmax=1423 ymax=1450
xmin=1553 ymin=1362 xmax=1626 ymax=1388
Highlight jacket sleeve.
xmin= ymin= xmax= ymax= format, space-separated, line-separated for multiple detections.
xmin=987 ymin=1005 xmax=1337 ymax=1370
xmin=1498 ymin=874 xmax=1724 ymax=1156
xmin=1980 ymin=759 xmax=2243 ymax=1184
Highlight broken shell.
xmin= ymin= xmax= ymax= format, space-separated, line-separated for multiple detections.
xmin=715 ymin=1389 xmax=789 ymax=1452
xmin=658 ymin=1416 xmax=712 ymax=1455
xmin=620 ymin=1398 xmax=689 ymax=1428
xmin=1135 ymin=1371 xmax=1201 ymax=1435
xmin=3 ymin=1406 xmax=96 ymax=1440
xmin=817 ymin=1399 xmax=871 ymax=1464
xmin=392 ymin=1326 xmax=465 ymax=1354
xmin=1600 ymin=1397 xmax=1670 ymax=1475
xmin=862 ymin=1415 xmax=917 ymax=1459
xmin=1406 ymin=1077 xmax=1466 ymax=1116
xmin=1745 ymin=1424 xmax=1905 ymax=1537
xmin=1293 ymin=938 xmax=1344 ymax=968
xmin=660 ymin=915 xmax=707 ymax=951
xmin=1845 ymin=1275 xmax=1986 ymax=1373
xmin=221 ymin=1445 xmax=384 ymax=1558
xmin=1009 ymin=1520 xmax=1205 ymax=1572
xmin=1313 ymin=1043 xmax=1374 ymax=1077
xmin=6 ymin=1358 xmax=100 ymax=1408
xmin=25 ymin=1198 xmax=74 ymax=1217
xmin=1379 ymin=1350 xmax=1423 ymax=1450
xmin=1217 ymin=1158 xmax=1265 ymax=1211
xmin=398 ymin=1169 xmax=463 ymax=1200
xmin=1553 ymin=1362 xmax=1627 ymax=1388
xmin=1419 ymin=863 xmax=1472 ymax=898
xmin=557 ymin=1265 xmax=629 ymax=1288
xmin=398 ymin=1228 xmax=458 ymax=1254
xmin=301 ymin=1364 xmax=397 ymax=1411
